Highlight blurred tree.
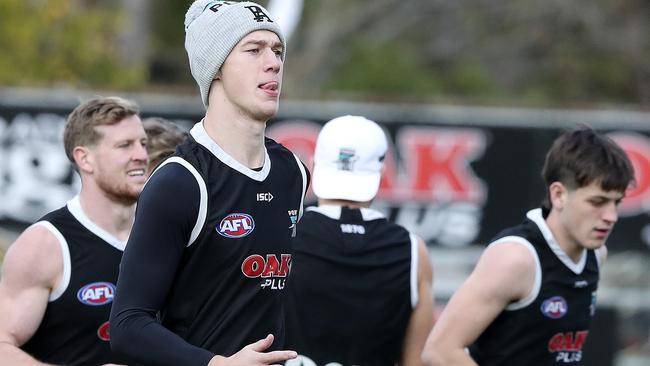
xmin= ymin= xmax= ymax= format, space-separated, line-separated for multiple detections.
xmin=148 ymin=0 xmax=194 ymax=88
xmin=283 ymin=0 xmax=650 ymax=106
xmin=2 ymin=0 xmax=650 ymax=106
xmin=0 ymin=0 xmax=146 ymax=89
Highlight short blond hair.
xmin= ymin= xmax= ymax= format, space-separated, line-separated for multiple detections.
xmin=64 ymin=96 xmax=140 ymax=166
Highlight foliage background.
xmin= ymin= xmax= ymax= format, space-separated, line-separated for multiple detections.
xmin=1 ymin=0 xmax=649 ymax=105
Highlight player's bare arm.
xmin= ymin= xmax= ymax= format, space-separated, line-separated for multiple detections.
xmin=401 ymin=237 xmax=434 ymax=366
xmin=421 ymin=241 xmax=536 ymax=366
xmin=0 ymin=225 xmax=61 ymax=365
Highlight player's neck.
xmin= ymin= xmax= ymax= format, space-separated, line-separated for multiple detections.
xmin=203 ymin=107 xmax=266 ymax=169
xmin=318 ymin=199 xmax=371 ymax=209
xmin=77 ymin=184 xmax=136 ymax=242
xmin=545 ymin=210 xmax=584 ymax=263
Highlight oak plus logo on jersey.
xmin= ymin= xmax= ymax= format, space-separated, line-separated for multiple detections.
xmin=77 ymin=282 xmax=115 ymax=306
xmin=97 ymin=321 xmax=110 ymax=341
xmin=541 ymin=296 xmax=568 ymax=319
xmin=548 ymin=330 xmax=589 ymax=363
xmin=241 ymin=254 xmax=291 ymax=290
xmin=217 ymin=213 xmax=255 ymax=238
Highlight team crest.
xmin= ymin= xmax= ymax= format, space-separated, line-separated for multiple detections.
xmin=336 ymin=148 xmax=358 ymax=171
xmin=541 ymin=296 xmax=568 ymax=319
xmin=217 ymin=213 xmax=255 ymax=238
xmin=77 ymin=282 xmax=115 ymax=306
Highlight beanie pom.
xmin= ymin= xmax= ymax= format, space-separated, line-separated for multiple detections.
xmin=185 ymin=0 xmax=213 ymax=30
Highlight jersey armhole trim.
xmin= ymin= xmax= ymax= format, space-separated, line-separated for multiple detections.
xmin=33 ymin=221 xmax=71 ymax=302
xmin=488 ymin=236 xmax=542 ymax=311
xmin=409 ymin=232 xmax=419 ymax=308
xmin=293 ymin=153 xmax=308 ymax=221
xmin=156 ymin=157 xmax=208 ymax=247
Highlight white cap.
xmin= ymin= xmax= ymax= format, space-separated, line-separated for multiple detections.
xmin=312 ymin=115 xmax=387 ymax=202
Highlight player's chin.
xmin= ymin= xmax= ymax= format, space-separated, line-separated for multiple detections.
xmin=584 ymin=237 xmax=607 ymax=250
xmin=123 ymin=184 xmax=145 ymax=201
xmin=256 ymin=99 xmax=279 ymax=118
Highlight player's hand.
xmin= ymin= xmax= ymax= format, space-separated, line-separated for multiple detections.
xmin=208 ymin=334 xmax=297 ymax=366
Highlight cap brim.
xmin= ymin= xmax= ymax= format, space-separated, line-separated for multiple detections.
xmin=312 ymin=165 xmax=381 ymax=202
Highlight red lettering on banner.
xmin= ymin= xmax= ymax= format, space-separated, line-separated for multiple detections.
xmin=267 ymin=120 xmax=321 ymax=162
xmin=269 ymin=121 xmax=487 ymax=204
xmin=398 ymin=128 xmax=486 ymax=203
xmin=608 ymin=133 xmax=650 ymax=216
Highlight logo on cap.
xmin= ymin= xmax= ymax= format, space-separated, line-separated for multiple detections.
xmin=336 ymin=148 xmax=357 ymax=171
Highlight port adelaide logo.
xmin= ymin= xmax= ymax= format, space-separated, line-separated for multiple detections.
xmin=541 ymin=296 xmax=568 ymax=319
xmin=217 ymin=213 xmax=255 ymax=238
xmin=77 ymin=282 xmax=115 ymax=306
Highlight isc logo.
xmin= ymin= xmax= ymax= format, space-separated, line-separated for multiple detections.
xmin=77 ymin=282 xmax=115 ymax=306
xmin=541 ymin=296 xmax=568 ymax=319
xmin=217 ymin=213 xmax=255 ymax=238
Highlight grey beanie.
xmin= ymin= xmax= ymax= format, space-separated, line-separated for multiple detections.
xmin=184 ymin=1 xmax=286 ymax=107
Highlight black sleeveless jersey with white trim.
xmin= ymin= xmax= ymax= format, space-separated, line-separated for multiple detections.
xmin=20 ymin=196 xmax=131 ymax=365
xmin=470 ymin=208 xmax=600 ymax=366
xmin=284 ymin=205 xmax=418 ymax=366
xmin=157 ymin=123 xmax=308 ymax=356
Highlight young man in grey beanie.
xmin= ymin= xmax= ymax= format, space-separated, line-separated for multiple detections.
xmin=109 ymin=1 xmax=309 ymax=366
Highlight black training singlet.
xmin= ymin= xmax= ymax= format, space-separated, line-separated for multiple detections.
xmin=285 ymin=205 xmax=419 ymax=366
xmin=470 ymin=208 xmax=601 ymax=365
xmin=159 ymin=123 xmax=308 ymax=355
xmin=21 ymin=196 xmax=130 ymax=365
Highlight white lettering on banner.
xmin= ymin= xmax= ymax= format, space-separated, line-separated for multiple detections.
xmin=374 ymin=201 xmax=482 ymax=248
xmin=0 ymin=113 xmax=79 ymax=222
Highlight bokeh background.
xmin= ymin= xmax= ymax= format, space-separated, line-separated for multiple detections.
xmin=1 ymin=1 xmax=649 ymax=365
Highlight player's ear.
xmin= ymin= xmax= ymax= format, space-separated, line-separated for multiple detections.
xmin=73 ymin=146 xmax=94 ymax=174
xmin=549 ymin=181 xmax=567 ymax=211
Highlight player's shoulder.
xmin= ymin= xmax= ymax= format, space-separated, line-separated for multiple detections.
xmin=1 ymin=222 xmax=62 ymax=284
xmin=476 ymin=238 xmax=538 ymax=280
xmin=265 ymin=136 xmax=295 ymax=157
xmin=147 ymin=157 xmax=201 ymax=186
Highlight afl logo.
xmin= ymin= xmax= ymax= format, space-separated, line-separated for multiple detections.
xmin=77 ymin=282 xmax=115 ymax=306
xmin=97 ymin=321 xmax=110 ymax=341
xmin=541 ymin=296 xmax=568 ymax=319
xmin=217 ymin=213 xmax=255 ymax=238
